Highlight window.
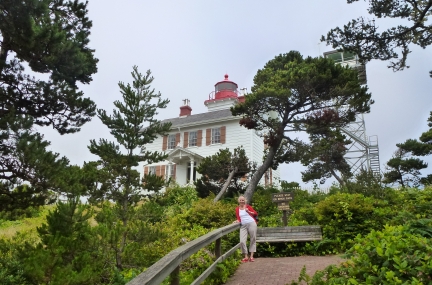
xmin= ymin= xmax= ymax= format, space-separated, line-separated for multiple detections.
xmin=168 ymin=134 xmax=176 ymax=149
xmin=166 ymin=164 xmax=175 ymax=180
xmin=211 ymin=128 xmax=221 ymax=144
xmin=189 ymin=131 xmax=197 ymax=147
xmin=148 ymin=166 xmax=156 ymax=175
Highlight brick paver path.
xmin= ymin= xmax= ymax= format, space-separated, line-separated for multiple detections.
xmin=224 ymin=255 xmax=344 ymax=285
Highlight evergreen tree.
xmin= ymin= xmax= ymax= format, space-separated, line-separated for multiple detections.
xmin=21 ymin=199 xmax=105 ymax=285
xmin=195 ymin=147 xmax=254 ymax=200
xmin=384 ymin=112 xmax=432 ymax=187
xmin=301 ymin=127 xmax=352 ymax=186
xmin=0 ymin=117 xmax=70 ymax=211
xmin=88 ymin=66 xmax=171 ymax=269
xmin=383 ymin=148 xmax=427 ymax=187
xmin=1 ymin=0 xmax=98 ymax=209
xmin=231 ymin=51 xmax=373 ymax=202
xmin=322 ymin=0 xmax=432 ymax=76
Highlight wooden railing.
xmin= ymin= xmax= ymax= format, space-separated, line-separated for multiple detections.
xmin=127 ymin=223 xmax=241 ymax=285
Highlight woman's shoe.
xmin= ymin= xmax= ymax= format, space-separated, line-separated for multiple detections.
xmin=241 ymin=257 xmax=249 ymax=263
xmin=249 ymin=257 xmax=255 ymax=262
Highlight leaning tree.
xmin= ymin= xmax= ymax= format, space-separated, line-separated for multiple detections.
xmin=231 ymin=51 xmax=373 ymax=202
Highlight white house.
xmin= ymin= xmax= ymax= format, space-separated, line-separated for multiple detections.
xmin=142 ymin=75 xmax=280 ymax=187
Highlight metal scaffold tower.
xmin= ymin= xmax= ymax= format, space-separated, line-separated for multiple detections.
xmin=324 ymin=51 xmax=381 ymax=176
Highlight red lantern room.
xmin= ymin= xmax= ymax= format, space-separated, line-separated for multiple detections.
xmin=214 ymin=74 xmax=238 ymax=99
xmin=205 ymin=74 xmax=245 ymax=110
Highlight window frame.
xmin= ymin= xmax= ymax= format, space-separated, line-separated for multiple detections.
xmin=189 ymin=131 xmax=198 ymax=147
xmin=148 ymin=166 xmax=156 ymax=175
xmin=168 ymin=134 xmax=176 ymax=149
xmin=211 ymin=128 xmax=221 ymax=144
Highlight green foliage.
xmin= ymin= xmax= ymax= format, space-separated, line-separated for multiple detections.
xmin=313 ymin=193 xmax=383 ymax=251
xmin=195 ymin=147 xmax=252 ymax=199
xmin=301 ymin=126 xmax=352 ymax=186
xmin=0 ymin=205 xmax=41 ymax=221
xmin=1 ymin=0 xmax=98 ymax=133
xmin=19 ymin=199 xmax=111 ymax=285
xmin=88 ymin=66 xmax=171 ymax=270
xmin=4 ymin=185 xmax=432 ymax=284
xmin=175 ymin=197 xmax=235 ymax=230
xmin=155 ymin=184 xmax=199 ymax=212
xmin=231 ymin=50 xmax=373 ymax=202
xmin=0 ymin=233 xmax=34 ymax=285
xmin=0 ymin=130 xmax=70 ymax=211
xmin=306 ymin=225 xmax=432 ymax=284
xmin=249 ymin=187 xmax=280 ymax=226
xmin=88 ymin=66 xmax=171 ymax=205
xmin=383 ymin=148 xmax=427 ymax=187
xmin=1 ymin=0 xmax=98 ymax=211
xmin=384 ymin=111 xmax=432 ymax=187
xmin=342 ymin=169 xmax=384 ymax=198
xmin=322 ymin=0 xmax=432 ymax=73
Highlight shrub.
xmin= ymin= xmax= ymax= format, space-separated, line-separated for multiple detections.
xmin=313 ymin=193 xmax=381 ymax=251
xmin=174 ymin=197 xmax=236 ymax=230
xmin=307 ymin=225 xmax=432 ymax=284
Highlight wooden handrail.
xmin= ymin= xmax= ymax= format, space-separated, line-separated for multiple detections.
xmin=127 ymin=223 xmax=241 ymax=285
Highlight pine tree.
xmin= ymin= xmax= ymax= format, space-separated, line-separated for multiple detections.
xmin=322 ymin=0 xmax=432 ymax=75
xmin=1 ymin=0 xmax=98 ymax=210
xmin=195 ymin=147 xmax=254 ymax=200
xmin=301 ymin=126 xmax=352 ymax=186
xmin=231 ymin=51 xmax=373 ymax=202
xmin=383 ymin=148 xmax=427 ymax=187
xmin=383 ymin=112 xmax=432 ymax=187
xmin=21 ymin=199 xmax=105 ymax=285
xmin=0 ymin=115 xmax=70 ymax=211
xmin=88 ymin=66 xmax=171 ymax=269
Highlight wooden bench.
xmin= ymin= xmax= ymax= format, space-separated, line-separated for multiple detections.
xmin=256 ymin=225 xmax=322 ymax=243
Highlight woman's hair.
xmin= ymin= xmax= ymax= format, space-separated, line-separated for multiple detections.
xmin=238 ymin=195 xmax=247 ymax=203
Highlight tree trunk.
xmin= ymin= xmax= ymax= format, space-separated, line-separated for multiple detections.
xmin=330 ymin=169 xmax=345 ymax=187
xmin=213 ymin=167 xmax=238 ymax=202
xmin=244 ymin=146 xmax=277 ymax=203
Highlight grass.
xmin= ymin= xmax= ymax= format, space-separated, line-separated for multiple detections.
xmin=0 ymin=205 xmax=53 ymax=240
xmin=0 ymin=204 xmax=100 ymax=240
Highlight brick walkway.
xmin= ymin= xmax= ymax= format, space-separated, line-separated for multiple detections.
xmin=224 ymin=255 xmax=344 ymax=285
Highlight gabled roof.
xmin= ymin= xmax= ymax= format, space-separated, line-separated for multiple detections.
xmin=162 ymin=108 xmax=238 ymax=128
xmin=167 ymin=147 xmax=204 ymax=160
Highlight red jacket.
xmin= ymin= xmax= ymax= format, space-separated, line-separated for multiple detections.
xmin=236 ymin=205 xmax=258 ymax=223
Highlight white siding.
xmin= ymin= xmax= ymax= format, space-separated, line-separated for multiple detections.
xmin=142 ymin=116 xmax=280 ymax=187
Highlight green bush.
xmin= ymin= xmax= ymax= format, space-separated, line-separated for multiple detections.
xmin=175 ymin=197 xmax=236 ymax=230
xmin=0 ymin=233 xmax=35 ymax=285
xmin=306 ymin=225 xmax=432 ymax=284
xmin=0 ymin=206 xmax=42 ymax=221
xmin=155 ymin=184 xmax=199 ymax=214
xmin=313 ymin=193 xmax=382 ymax=251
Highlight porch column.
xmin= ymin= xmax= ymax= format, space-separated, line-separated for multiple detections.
xmin=189 ymin=159 xmax=194 ymax=182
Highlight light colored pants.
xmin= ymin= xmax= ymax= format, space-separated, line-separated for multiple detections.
xmin=240 ymin=222 xmax=257 ymax=254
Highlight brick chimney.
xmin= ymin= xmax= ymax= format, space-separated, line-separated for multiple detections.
xmin=179 ymin=99 xmax=192 ymax=117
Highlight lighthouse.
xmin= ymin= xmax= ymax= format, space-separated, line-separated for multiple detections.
xmin=204 ymin=74 xmax=245 ymax=111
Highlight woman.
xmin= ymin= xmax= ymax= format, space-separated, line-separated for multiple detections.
xmin=233 ymin=195 xmax=258 ymax=262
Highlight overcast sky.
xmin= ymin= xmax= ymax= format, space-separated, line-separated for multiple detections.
xmin=41 ymin=0 xmax=432 ymax=188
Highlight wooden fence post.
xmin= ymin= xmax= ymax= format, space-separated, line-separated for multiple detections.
xmin=170 ymin=266 xmax=180 ymax=285
xmin=215 ymin=238 xmax=221 ymax=258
